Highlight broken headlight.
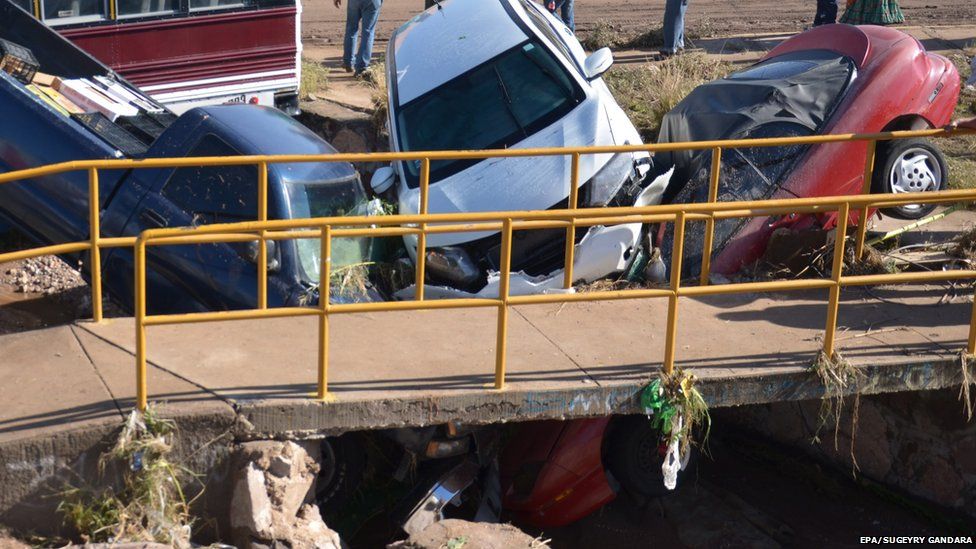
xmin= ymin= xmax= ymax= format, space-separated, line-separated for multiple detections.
xmin=425 ymin=246 xmax=481 ymax=288
xmin=583 ymin=153 xmax=637 ymax=207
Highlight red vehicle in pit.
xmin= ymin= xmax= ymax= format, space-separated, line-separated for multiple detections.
xmin=500 ymin=24 xmax=961 ymax=529
xmin=656 ymin=23 xmax=961 ymax=278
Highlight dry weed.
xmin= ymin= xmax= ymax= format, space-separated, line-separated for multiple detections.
xmin=811 ymin=350 xmax=864 ymax=472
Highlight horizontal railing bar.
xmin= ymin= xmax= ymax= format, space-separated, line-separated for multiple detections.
xmin=0 ymin=241 xmax=90 ymax=264
xmin=2 ymin=128 xmax=972 ymax=186
xmin=329 ymin=298 xmax=503 ymax=314
xmin=144 ymin=306 xmax=320 ymax=326
xmin=840 ymin=270 xmax=976 ymax=287
xmin=99 ymin=236 xmax=137 ymax=248
xmin=137 ymin=189 xmax=976 ymax=242
xmin=509 ymin=288 xmax=674 ymax=305
xmin=680 ymin=279 xmax=836 ymax=296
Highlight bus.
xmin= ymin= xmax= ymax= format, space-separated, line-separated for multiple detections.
xmin=9 ymin=0 xmax=302 ymax=114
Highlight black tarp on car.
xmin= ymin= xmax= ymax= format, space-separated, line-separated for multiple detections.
xmin=655 ymin=50 xmax=857 ymax=277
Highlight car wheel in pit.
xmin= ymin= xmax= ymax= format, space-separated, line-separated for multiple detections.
xmin=606 ymin=415 xmax=697 ymax=498
xmin=316 ymin=432 xmax=366 ymax=515
xmin=873 ymin=138 xmax=948 ymax=220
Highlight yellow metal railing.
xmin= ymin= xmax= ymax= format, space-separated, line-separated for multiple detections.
xmin=0 ymin=128 xmax=974 ymax=411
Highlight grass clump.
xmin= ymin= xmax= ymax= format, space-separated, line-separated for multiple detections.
xmin=300 ymin=58 xmax=329 ymax=100
xmin=948 ymin=225 xmax=976 ymax=261
xmin=59 ymin=407 xmax=198 ymax=547
xmin=604 ymin=52 xmax=731 ymax=141
xmin=811 ymin=350 xmax=864 ymax=471
xmin=361 ymin=61 xmax=389 ymax=139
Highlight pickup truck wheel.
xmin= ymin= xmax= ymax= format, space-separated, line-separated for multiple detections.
xmin=316 ymin=433 xmax=366 ymax=515
xmin=873 ymin=138 xmax=947 ymax=220
xmin=606 ymin=415 xmax=696 ymax=498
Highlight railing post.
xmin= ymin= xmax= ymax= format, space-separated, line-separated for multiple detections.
xmin=88 ymin=168 xmax=102 ymax=322
xmin=854 ymin=140 xmax=877 ymax=260
xmin=414 ymin=158 xmax=430 ymax=301
xmin=134 ymin=236 xmax=148 ymax=412
xmin=663 ymin=212 xmax=686 ymax=375
xmin=495 ymin=218 xmax=513 ymax=390
xmin=317 ymin=226 xmax=332 ymax=400
xmin=969 ymin=283 xmax=976 ymax=355
xmin=823 ymin=202 xmax=851 ymax=356
xmin=563 ymin=152 xmax=581 ymax=289
xmin=699 ymin=147 xmax=722 ymax=286
xmin=257 ymin=162 xmax=269 ymax=309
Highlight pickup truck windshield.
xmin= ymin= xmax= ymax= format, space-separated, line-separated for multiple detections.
xmin=281 ymin=164 xmax=369 ymax=284
xmin=395 ymin=40 xmax=583 ymax=188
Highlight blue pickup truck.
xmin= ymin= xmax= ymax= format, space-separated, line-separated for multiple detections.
xmin=0 ymin=0 xmax=370 ymax=313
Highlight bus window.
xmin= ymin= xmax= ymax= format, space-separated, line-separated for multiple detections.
xmin=189 ymin=0 xmax=245 ymax=10
xmin=117 ymin=0 xmax=175 ymax=16
xmin=43 ymin=0 xmax=106 ymax=23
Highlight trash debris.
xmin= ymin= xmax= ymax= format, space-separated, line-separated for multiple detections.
xmin=641 ymin=370 xmax=710 ymax=490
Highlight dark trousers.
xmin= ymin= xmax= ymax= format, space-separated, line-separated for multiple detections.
xmin=813 ymin=0 xmax=837 ymax=26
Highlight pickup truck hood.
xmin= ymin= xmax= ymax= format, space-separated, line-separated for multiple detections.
xmin=398 ymin=99 xmax=616 ymax=248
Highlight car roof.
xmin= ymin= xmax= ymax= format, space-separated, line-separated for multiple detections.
xmin=390 ymin=0 xmax=531 ymax=105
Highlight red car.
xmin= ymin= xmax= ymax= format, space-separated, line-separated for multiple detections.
xmin=500 ymin=24 xmax=961 ymax=529
xmin=656 ymin=24 xmax=961 ymax=277
xmin=500 ymin=416 xmax=673 ymax=528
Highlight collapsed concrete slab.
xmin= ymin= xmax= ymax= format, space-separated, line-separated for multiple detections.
xmin=230 ymin=441 xmax=344 ymax=549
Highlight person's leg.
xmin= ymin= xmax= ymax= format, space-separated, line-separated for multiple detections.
xmin=342 ymin=0 xmax=362 ymax=71
xmin=826 ymin=0 xmax=838 ymax=23
xmin=355 ymin=0 xmax=381 ymax=73
xmin=662 ymin=0 xmax=688 ymax=54
xmin=560 ymin=0 xmax=574 ymax=32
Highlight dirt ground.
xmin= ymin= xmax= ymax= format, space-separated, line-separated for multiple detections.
xmin=301 ymin=0 xmax=976 ymax=51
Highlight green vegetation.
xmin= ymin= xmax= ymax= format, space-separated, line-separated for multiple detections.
xmin=300 ymin=57 xmax=329 ymax=100
xmin=59 ymin=407 xmax=199 ymax=547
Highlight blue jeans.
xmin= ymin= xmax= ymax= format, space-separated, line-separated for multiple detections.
xmin=813 ymin=0 xmax=837 ymax=26
xmin=662 ymin=0 xmax=688 ymax=54
xmin=556 ymin=0 xmax=574 ymax=31
xmin=343 ymin=0 xmax=381 ymax=73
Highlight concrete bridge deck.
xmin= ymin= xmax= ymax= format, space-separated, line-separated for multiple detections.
xmin=1 ymin=282 xmax=972 ymax=445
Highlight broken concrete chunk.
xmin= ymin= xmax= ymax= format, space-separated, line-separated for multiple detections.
xmin=230 ymin=462 xmax=275 ymax=540
xmin=231 ymin=441 xmax=343 ymax=549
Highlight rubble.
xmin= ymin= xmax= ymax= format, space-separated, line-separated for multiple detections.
xmin=2 ymin=256 xmax=85 ymax=295
xmin=388 ymin=519 xmax=547 ymax=549
xmin=230 ymin=441 xmax=345 ymax=549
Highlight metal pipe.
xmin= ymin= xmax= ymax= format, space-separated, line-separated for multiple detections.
xmin=88 ymin=168 xmax=103 ymax=322
xmin=854 ymin=140 xmax=877 ymax=259
xmin=563 ymin=152 xmax=580 ymax=289
xmin=700 ymin=147 xmax=723 ymax=286
xmin=134 ymin=238 xmax=148 ymax=412
xmin=318 ymin=227 xmax=331 ymax=400
xmin=495 ymin=219 xmax=513 ymax=390
xmin=258 ymin=162 xmax=269 ymax=310
xmin=1 ymin=128 xmax=970 ymax=186
xmin=415 ymin=159 xmax=430 ymax=301
xmin=823 ymin=203 xmax=850 ymax=356
xmin=663 ymin=212 xmax=686 ymax=375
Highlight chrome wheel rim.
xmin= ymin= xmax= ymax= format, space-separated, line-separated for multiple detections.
xmin=889 ymin=147 xmax=941 ymax=213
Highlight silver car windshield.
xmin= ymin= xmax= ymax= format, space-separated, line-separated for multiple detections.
xmin=395 ymin=40 xmax=583 ymax=188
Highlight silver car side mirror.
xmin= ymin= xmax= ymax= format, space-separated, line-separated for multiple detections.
xmin=584 ymin=47 xmax=614 ymax=81
xmin=370 ymin=166 xmax=397 ymax=195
